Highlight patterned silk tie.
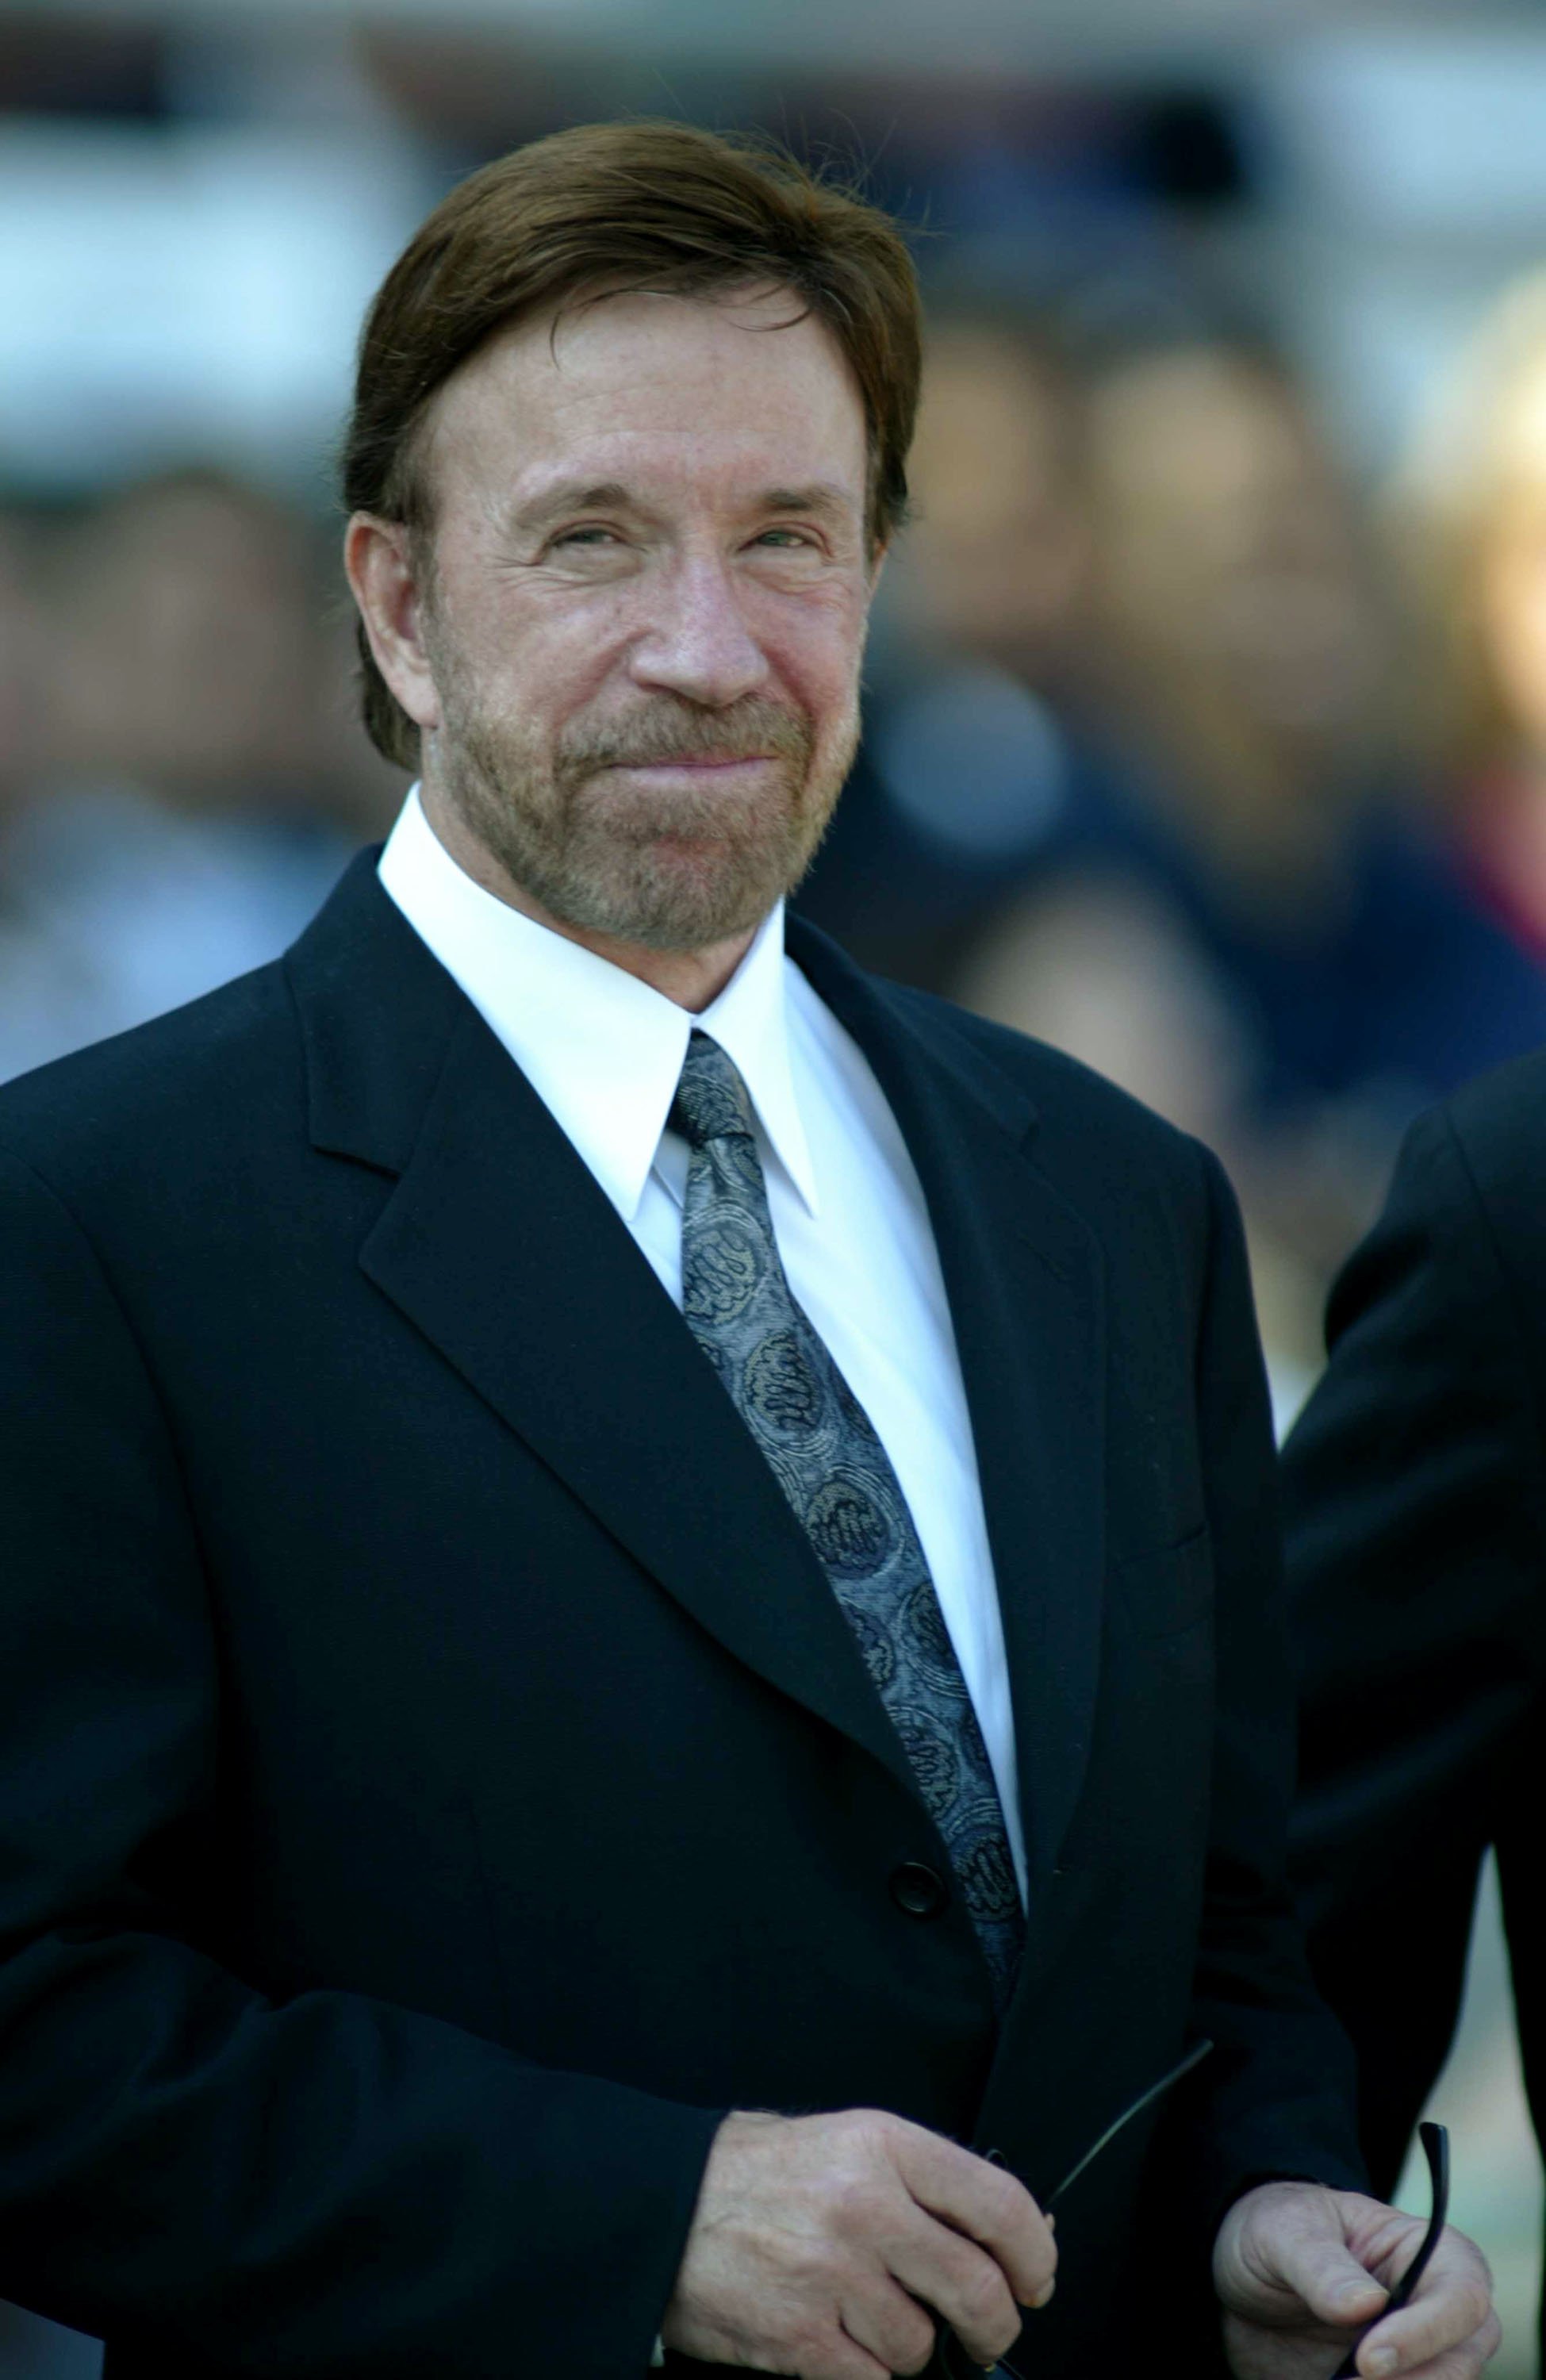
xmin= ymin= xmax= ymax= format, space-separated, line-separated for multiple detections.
xmin=669 ymin=1030 xmax=1025 ymax=2013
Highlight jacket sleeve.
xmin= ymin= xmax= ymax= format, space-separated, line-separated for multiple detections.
xmin=1164 ymin=1144 xmax=1367 ymax=2239
xmin=0 ymin=1146 xmax=722 ymax=2378
xmin=1281 ymin=1103 xmax=1546 ymax=2192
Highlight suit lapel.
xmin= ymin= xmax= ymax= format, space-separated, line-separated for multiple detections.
xmin=789 ymin=923 xmax=1108 ymax=1896
xmin=288 ymin=860 xmax=920 ymax=1807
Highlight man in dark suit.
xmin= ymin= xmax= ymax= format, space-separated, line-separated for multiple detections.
xmin=0 ymin=121 xmax=1496 ymax=2380
xmin=1286 ymin=1046 xmax=1546 ymax=2351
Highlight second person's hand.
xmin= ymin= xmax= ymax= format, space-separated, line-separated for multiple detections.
xmin=1215 ymin=2180 xmax=1498 ymax=2380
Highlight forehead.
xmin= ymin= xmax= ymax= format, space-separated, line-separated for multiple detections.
xmin=423 ymin=286 xmax=869 ymax=513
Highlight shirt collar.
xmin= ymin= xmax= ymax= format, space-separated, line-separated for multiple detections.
xmin=377 ymin=785 xmax=819 ymax=1224
xmin=697 ymin=900 xmax=819 ymax=1218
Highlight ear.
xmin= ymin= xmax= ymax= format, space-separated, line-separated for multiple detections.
xmin=343 ymin=514 xmax=442 ymax=733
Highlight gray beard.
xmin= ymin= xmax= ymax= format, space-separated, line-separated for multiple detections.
xmin=432 ymin=687 xmax=857 ymax=953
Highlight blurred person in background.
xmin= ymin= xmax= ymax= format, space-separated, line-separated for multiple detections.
xmin=953 ymin=334 xmax=1546 ymax=1402
xmin=0 ymin=469 xmax=381 ymax=1084
xmin=1392 ymin=271 xmax=1546 ymax=969
xmin=1282 ymin=1046 xmax=1546 ymax=2364
xmin=795 ymin=307 xmax=1129 ymax=987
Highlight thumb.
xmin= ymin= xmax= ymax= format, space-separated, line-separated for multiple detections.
xmin=1274 ymin=2228 xmax=1390 ymax=2329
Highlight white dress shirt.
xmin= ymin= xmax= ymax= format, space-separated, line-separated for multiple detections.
xmin=378 ymin=785 xmax=1026 ymax=1902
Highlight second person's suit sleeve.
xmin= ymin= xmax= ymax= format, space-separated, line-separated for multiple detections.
xmin=1283 ymin=1102 xmax=1546 ymax=2191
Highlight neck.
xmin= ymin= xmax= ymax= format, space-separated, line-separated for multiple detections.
xmin=418 ymin=779 xmax=757 ymax=1012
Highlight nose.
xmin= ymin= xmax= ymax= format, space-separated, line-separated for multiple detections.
xmin=627 ymin=552 xmax=771 ymax=709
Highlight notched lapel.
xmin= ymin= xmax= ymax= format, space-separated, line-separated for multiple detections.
xmin=790 ymin=929 xmax=1108 ymax=1897
xmin=355 ymin=1006 xmax=923 ymax=1807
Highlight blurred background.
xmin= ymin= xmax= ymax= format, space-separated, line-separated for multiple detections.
xmin=3 ymin=0 xmax=1546 ymax=2371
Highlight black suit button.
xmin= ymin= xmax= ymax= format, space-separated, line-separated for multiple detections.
xmin=891 ymin=1861 xmax=946 ymax=1917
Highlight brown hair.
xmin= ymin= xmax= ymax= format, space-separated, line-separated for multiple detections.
xmin=342 ymin=118 xmax=922 ymax=768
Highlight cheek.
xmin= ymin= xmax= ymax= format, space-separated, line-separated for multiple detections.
xmin=442 ymin=577 xmax=635 ymax=717
xmin=758 ymin=590 xmax=869 ymax=727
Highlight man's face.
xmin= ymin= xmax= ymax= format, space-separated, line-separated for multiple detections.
xmin=397 ymin=285 xmax=875 ymax=952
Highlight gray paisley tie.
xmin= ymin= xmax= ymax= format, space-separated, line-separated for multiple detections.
xmin=669 ymin=1030 xmax=1024 ymax=2013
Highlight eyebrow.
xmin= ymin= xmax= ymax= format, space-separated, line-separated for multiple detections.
xmin=504 ymin=478 xmax=860 ymax=535
xmin=757 ymin=484 xmax=858 ymax=523
xmin=504 ymin=480 xmax=636 ymax=534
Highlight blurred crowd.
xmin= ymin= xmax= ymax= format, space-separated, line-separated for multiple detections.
xmin=9 ymin=252 xmax=1546 ymax=1420
xmin=0 ymin=469 xmax=405 ymax=1083
xmin=798 ymin=271 xmax=1546 ymax=1414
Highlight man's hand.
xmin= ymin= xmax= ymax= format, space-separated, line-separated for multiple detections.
xmin=660 ymin=2107 xmax=1057 ymax=2378
xmin=1215 ymin=2181 xmax=1499 ymax=2380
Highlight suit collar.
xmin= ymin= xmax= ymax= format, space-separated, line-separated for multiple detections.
xmin=287 ymin=848 xmax=465 ymax=1176
xmin=287 ymin=854 xmax=1037 ymax=1180
xmin=785 ymin=913 xmax=1039 ymax=1149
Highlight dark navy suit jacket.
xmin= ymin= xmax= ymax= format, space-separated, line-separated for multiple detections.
xmin=0 ymin=855 xmax=1362 ymax=2377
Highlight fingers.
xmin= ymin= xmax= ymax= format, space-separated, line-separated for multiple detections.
xmin=661 ymin=2107 xmax=1052 ymax=2380
xmin=892 ymin=2125 xmax=1057 ymax=2309
xmin=838 ymin=2279 xmax=940 ymax=2377
xmin=804 ymin=2324 xmax=895 ymax=2380
xmin=754 ymin=2310 xmax=898 ymax=2380
xmin=1358 ymin=2310 xmax=1502 ymax=2380
xmin=1353 ymin=2232 xmax=1498 ymax=2378
xmin=885 ymin=2202 xmax=1025 ymax=2367
xmin=1272 ymin=2225 xmax=1389 ymax=2330
xmin=1215 ymin=2182 xmax=1389 ymax=2328
xmin=1217 ymin=2185 xmax=1500 ymax=2380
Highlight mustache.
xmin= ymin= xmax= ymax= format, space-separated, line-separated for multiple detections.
xmin=556 ymin=697 xmax=810 ymax=776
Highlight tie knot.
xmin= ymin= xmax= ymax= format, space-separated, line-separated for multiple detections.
xmin=669 ymin=1031 xmax=756 ymax=1150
